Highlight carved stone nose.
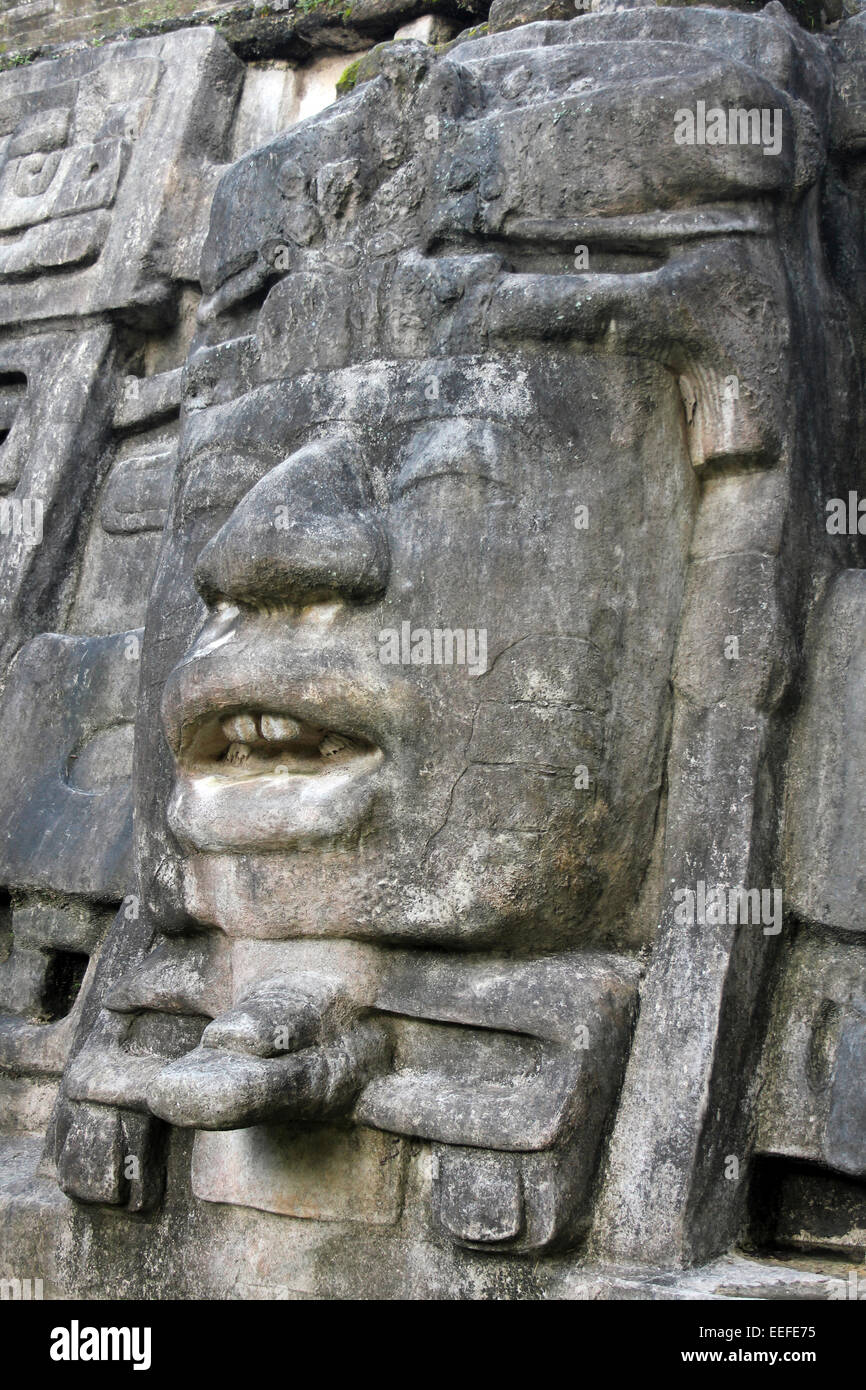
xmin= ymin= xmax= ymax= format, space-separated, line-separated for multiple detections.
xmin=194 ymin=436 xmax=389 ymax=608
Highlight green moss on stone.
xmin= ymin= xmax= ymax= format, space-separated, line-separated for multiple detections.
xmin=336 ymin=57 xmax=362 ymax=96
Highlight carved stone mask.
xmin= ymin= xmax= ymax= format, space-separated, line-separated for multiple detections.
xmin=52 ymin=4 xmax=866 ymax=1266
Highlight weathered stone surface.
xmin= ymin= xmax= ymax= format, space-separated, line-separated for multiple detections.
xmin=0 ymin=327 xmax=116 ymax=672
xmin=191 ymin=1123 xmax=407 ymax=1222
xmin=0 ymin=0 xmax=865 ymax=1301
xmin=757 ymin=930 xmax=866 ymax=1179
xmin=784 ymin=570 xmax=866 ymax=936
xmin=0 ymin=30 xmax=244 ymax=323
xmin=0 ymin=3 xmax=488 ymax=71
xmin=0 ymin=630 xmax=138 ymax=898
xmin=489 ymin=0 xmax=582 ymax=31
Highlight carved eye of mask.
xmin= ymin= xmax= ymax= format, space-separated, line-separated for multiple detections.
xmin=393 ymin=418 xmax=521 ymax=500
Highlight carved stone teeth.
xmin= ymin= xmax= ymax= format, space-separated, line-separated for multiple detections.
xmin=226 ymin=742 xmax=250 ymax=765
xmin=260 ymin=713 xmax=303 ymax=743
xmin=222 ymin=712 xmax=258 ymax=744
xmin=320 ymin=733 xmax=352 ymax=758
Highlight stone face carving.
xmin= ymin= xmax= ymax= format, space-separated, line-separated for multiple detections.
xmin=2 ymin=1 xmax=866 ymax=1297
xmin=57 ymin=14 xmax=708 ymax=1252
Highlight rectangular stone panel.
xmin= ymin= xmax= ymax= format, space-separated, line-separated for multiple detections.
xmin=192 ymin=1124 xmax=407 ymax=1224
xmin=0 ymin=629 xmax=138 ymax=899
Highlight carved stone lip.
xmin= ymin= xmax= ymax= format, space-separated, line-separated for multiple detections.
xmin=166 ymin=695 xmax=386 ymax=851
xmin=161 ymin=615 xmax=400 ymax=850
xmin=161 ymin=610 xmax=406 ymax=766
xmin=167 ymin=745 xmax=386 ymax=853
xmin=503 ymin=202 xmax=774 ymax=247
xmin=180 ymin=705 xmax=380 ymax=779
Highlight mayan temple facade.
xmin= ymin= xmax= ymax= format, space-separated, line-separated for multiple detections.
xmin=0 ymin=0 xmax=865 ymax=1301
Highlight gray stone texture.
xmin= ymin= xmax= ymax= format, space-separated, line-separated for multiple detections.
xmin=0 ymin=0 xmax=866 ymax=1299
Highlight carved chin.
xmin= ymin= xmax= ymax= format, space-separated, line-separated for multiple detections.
xmin=172 ymin=826 xmax=598 ymax=951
